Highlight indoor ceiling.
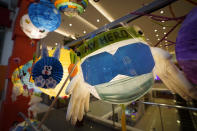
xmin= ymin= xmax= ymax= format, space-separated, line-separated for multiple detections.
xmin=13 ymin=0 xmax=197 ymax=53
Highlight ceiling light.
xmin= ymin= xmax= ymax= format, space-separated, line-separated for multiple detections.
xmin=154 ymin=29 xmax=157 ymax=32
xmin=160 ymin=10 xmax=164 ymax=14
xmin=69 ymin=23 xmax=72 ymax=27
xmin=165 ymin=37 xmax=167 ymax=39
xmin=146 ymin=38 xmax=149 ymax=41
xmin=156 ymin=34 xmax=159 ymax=37
xmin=89 ymin=0 xmax=115 ymax=22
xmin=164 ymin=32 xmax=167 ymax=35
xmin=177 ymin=120 xmax=181 ymax=124
xmin=97 ymin=19 xmax=100 ymax=22
xmin=55 ymin=43 xmax=58 ymax=45
xmin=161 ymin=20 xmax=165 ymax=23
xmin=165 ymin=40 xmax=167 ymax=42
xmin=83 ymin=30 xmax=86 ymax=34
xmin=163 ymin=27 xmax=166 ymax=30
xmin=76 ymin=16 xmax=98 ymax=30
xmin=157 ymin=38 xmax=160 ymax=41
xmin=71 ymin=35 xmax=76 ymax=40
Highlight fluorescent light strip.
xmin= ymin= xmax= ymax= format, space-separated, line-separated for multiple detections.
xmin=55 ymin=29 xmax=70 ymax=37
xmin=89 ymin=0 xmax=115 ymax=22
xmin=76 ymin=15 xmax=98 ymax=30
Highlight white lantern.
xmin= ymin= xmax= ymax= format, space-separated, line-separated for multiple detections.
xmin=20 ymin=14 xmax=49 ymax=39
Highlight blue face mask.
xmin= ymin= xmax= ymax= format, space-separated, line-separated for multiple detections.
xmin=81 ymin=42 xmax=155 ymax=104
xmin=82 ymin=42 xmax=155 ymax=85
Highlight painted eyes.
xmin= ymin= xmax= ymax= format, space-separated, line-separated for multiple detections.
xmin=44 ymin=66 xmax=52 ymax=71
xmin=42 ymin=66 xmax=52 ymax=75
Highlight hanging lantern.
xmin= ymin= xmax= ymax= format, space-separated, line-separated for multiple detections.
xmin=175 ymin=7 xmax=197 ymax=85
xmin=28 ymin=0 xmax=61 ymax=32
xmin=76 ymin=27 xmax=155 ymax=104
xmin=12 ymin=47 xmax=79 ymax=98
xmin=20 ymin=14 xmax=49 ymax=39
xmin=32 ymin=45 xmax=64 ymax=89
xmin=54 ymin=0 xmax=88 ymax=17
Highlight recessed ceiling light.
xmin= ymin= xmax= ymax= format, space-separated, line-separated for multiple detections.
xmin=163 ymin=27 xmax=166 ymax=30
xmin=97 ymin=19 xmax=100 ymax=22
xmin=177 ymin=120 xmax=181 ymax=124
xmin=55 ymin=43 xmax=58 ymax=45
xmin=161 ymin=20 xmax=165 ymax=23
xmin=69 ymin=23 xmax=72 ymax=27
xmin=160 ymin=10 xmax=164 ymax=14
xmin=83 ymin=30 xmax=86 ymax=34
xmin=157 ymin=38 xmax=160 ymax=41
xmin=165 ymin=40 xmax=167 ymax=42
xmin=165 ymin=37 xmax=167 ymax=39
xmin=154 ymin=29 xmax=157 ymax=32
xmin=156 ymin=34 xmax=159 ymax=37
xmin=164 ymin=32 xmax=167 ymax=35
xmin=146 ymin=38 xmax=149 ymax=41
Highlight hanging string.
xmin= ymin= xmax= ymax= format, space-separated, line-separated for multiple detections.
xmin=130 ymin=12 xmax=185 ymax=21
xmin=154 ymin=20 xmax=183 ymax=47
xmin=149 ymin=19 xmax=176 ymax=27
xmin=164 ymin=39 xmax=176 ymax=45
xmin=169 ymin=4 xmax=176 ymax=18
xmin=185 ymin=0 xmax=197 ymax=5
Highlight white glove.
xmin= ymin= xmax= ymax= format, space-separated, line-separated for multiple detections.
xmin=65 ymin=71 xmax=90 ymax=125
xmin=151 ymin=47 xmax=197 ymax=100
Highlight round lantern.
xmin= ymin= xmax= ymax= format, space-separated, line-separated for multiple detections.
xmin=175 ymin=7 xmax=197 ymax=85
xmin=28 ymin=0 xmax=61 ymax=32
xmin=76 ymin=27 xmax=155 ymax=104
xmin=54 ymin=0 xmax=88 ymax=17
xmin=20 ymin=14 xmax=49 ymax=39
xmin=12 ymin=48 xmax=79 ymax=97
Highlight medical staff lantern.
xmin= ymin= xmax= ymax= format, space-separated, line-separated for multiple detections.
xmin=74 ymin=27 xmax=155 ymax=104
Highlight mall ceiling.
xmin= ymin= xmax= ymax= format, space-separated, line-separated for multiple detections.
xmin=2 ymin=0 xmax=196 ymax=53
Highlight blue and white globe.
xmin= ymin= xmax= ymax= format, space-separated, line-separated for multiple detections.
xmin=28 ymin=0 xmax=61 ymax=32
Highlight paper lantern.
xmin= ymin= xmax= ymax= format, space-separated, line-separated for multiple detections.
xmin=32 ymin=45 xmax=63 ymax=89
xmin=20 ymin=14 xmax=49 ymax=39
xmin=54 ymin=0 xmax=88 ymax=17
xmin=76 ymin=27 xmax=155 ymax=104
xmin=12 ymin=48 xmax=79 ymax=97
xmin=28 ymin=0 xmax=61 ymax=32
xmin=175 ymin=7 xmax=197 ymax=85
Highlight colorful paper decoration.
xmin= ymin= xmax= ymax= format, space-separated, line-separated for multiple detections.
xmin=20 ymin=14 xmax=49 ymax=39
xmin=54 ymin=0 xmax=88 ymax=17
xmin=28 ymin=0 xmax=61 ymax=32
xmin=77 ymin=27 xmax=155 ymax=104
xmin=12 ymin=47 xmax=80 ymax=98
xmin=13 ymin=120 xmax=49 ymax=131
xmin=32 ymin=45 xmax=63 ymax=89
xmin=175 ymin=7 xmax=197 ymax=85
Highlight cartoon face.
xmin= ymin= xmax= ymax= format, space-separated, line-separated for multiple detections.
xmin=42 ymin=66 xmax=52 ymax=76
